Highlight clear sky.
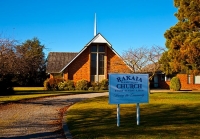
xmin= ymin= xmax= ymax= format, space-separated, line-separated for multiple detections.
xmin=0 ymin=0 xmax=177 ymax=57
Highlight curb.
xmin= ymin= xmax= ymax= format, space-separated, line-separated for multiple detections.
xmin=62 ymin=105 xmax=73 ymax=139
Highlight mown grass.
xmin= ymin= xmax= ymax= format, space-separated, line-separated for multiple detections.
xmin=66 ymin=92 xmax=200 ymax=139
xmin=0 ymin=87 xmax=107 ymax=104
xmin=13 ymin=87 xmax=44 ymax=91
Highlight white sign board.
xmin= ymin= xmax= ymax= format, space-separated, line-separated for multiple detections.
xmin=109 ymin=74 xmax=149 ymax=104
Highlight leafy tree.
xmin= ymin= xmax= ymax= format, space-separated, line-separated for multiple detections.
xmin=160 ymin=0 xmax=200 ymax=74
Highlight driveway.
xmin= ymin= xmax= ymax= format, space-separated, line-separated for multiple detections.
xmin=0 ymin=92 xmax=108 ymax=139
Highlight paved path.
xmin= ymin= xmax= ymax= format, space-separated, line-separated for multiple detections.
xmin=0 ymin=92 xmax=108 ymax=139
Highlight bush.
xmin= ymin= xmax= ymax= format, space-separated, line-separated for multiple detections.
xmin=58 ymin=80 xmax=75 ymax=91
xmin=75 ymin=79 xmax=89 ymax=90
xmin=43 ymin=78 xmax=50 ymax=90
xmin=64 ymin=80 xmax=75 ymax=91
xmin=89 ymin=79 xmax=109 ymax=91
xmin=100 ymin=79 xmax=108 ymax=90
xmin=88 ymin=87 xmax=94 ymax=91
xmin=170 ymin=76 xmax=181 ymax=91
xmin=90 ymin=82 xmax=100 ymax=91
xmin=43 ymin=78 xmax=63 ymax=90
xmin=57 ymin=82 xmax=65 ymax=91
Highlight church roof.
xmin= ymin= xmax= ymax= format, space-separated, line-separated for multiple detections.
xmin=46 ymin=52 xmax=78 ymax=73
xmin=59 ymin=33 xmax=114 ymax=72
xmin=86 ymin=33 xmax=112 ymax=47
xmin=46 ymin=33 xmax=131 ymax=73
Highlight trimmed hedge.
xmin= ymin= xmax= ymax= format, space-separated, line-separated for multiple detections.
xmin=170 ymin=76 xmax=181 ymax=91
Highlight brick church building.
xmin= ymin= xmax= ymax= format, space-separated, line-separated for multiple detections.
xmin=46 ymin=33 xmax=131 ymax=83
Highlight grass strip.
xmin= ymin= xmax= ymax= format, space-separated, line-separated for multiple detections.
xmin=66 ymin=92 xmax=200 ymax=139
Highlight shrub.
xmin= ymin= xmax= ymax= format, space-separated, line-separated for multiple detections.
xmin=90 ymin=82 xmax=100 ymax=91
xmin=88 ymin=87 xmax=94 ymax=91
xmin=94 ymin=86 xmax=100 ymax=91
xmin=63 ymin=80 xmax=75 ymax=91
xmin=100 ymin=79 xmax=109 ymax=90
xmin=75 ymin=79 xmax=89 ymax=90
xmin=43 ymin=78 xmax=50 ymax=90
xmin=54 ymin=80 xmax=75 ymax=91
xmin=170 ymin=76 xmax=181 ymax=91
xmin=57 ymin=82 xmax=65 ymax=91
xmin=44 ymin=78 xmax=63 ymax=90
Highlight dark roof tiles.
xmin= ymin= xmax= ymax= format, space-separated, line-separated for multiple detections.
xmin=46 ymin=52 xmax=78 ymax=73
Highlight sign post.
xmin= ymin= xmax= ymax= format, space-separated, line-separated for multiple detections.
xmin=137 ymin=103 xmax=140 ymax=125
xmin=117 ymin=104 xmax=120 ymax=127
xmin=109 ymin=74 xmax=149 ymax=126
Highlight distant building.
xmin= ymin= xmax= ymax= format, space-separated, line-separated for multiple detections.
xmin=153 ymin=73 xmax=200 ymax=90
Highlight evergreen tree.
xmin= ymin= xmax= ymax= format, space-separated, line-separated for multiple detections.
xmin=160 ymin=0 xmax=200 ymax=74
xmin=16 ymin=38 xmax=46 ymax=86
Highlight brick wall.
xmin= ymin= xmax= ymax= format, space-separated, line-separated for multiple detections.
xmin=158 ymin=74 xmax=200 ymax=90
xmin=107 ymin=48 xmax=131 ymax=74
xmin=62 ymin=45 xmax=131 ymax=83
xmin=64 ymin=47 xmax=90 ymax=82
xmin=177 ymin=74 xmax=200 ymax=90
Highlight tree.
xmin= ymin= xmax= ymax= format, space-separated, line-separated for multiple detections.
xmin=0 ymin=37 xmax=47 ymax=95
xmin=122 ymin=46 xmax=165 ymax=80
xmin=160 ymin=0 xmax=200 ymax=74
xmin=0 ymin=38 xmax=17 ymax=94
xmin=15 ymin=38 xmax=46 ymax=86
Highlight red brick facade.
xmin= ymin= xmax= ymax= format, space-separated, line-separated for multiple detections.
xmin=64 ymin=47 xmax=90 ymax=82
xmin=62 ymin=44 xmax=131 ymax=83
xmin=154 ymin=74 xmax=200 ymax=90
xmin=107 ymin=48 xmax=131 ymax=74
xmin=177 ymin=74 xmax=200 ymax=90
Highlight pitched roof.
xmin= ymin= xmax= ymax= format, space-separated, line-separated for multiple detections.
xmin=46 ymin=52 xmax=78 ymax=73
xmin=86 ymin=33 xmax=112 ymax=47
xmin=47 ymin=33 xmax=132 ymax=73
xmin=59 ymin=33 xmax=113 ymax=72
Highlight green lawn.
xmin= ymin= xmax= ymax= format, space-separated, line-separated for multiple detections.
xmin=66 ymin=92 xmax=200 ymax=139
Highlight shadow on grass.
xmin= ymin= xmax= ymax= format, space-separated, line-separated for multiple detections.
xmin=0 ymin=91 xmax=107 ymax=105
xmin=67 ymin=96 xmax=200 ymax=139
xmin=0 ymin=129 xmax=65 ymax=139
xmin=1 ymin=90 xmax=107 ymax=96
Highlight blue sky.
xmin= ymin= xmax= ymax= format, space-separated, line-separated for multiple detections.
xmin=0 ymin=0 xmax=177 ymax=56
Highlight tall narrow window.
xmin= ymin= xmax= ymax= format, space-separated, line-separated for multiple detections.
xmin=99 ymin=53 xmax=104 ymax=75
xmin=91 ymin=53 xmax=97 ymax=75
xmin=90 ymin=45 xmax=105 ymax=78
xmin=187 ymin=74 xmax=191 ymax=84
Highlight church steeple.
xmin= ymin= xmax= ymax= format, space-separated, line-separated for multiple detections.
xmin=94 ymin=13 xmax=97 ymax=36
